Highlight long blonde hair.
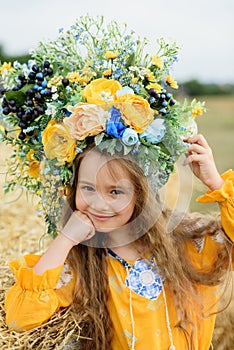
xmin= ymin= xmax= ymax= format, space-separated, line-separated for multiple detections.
xmin=65 ymin=146 xmax=233 ymax=350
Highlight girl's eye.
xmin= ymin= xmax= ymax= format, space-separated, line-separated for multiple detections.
xmin=82 ymin=185 xmax=95 ymax=192
xmin=111 ymin=189 xmax=123 ymax=195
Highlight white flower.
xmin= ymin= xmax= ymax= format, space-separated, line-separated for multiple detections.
xmin=116 ymin=86 xmax=134 ymax=97
xmin=140 ymin=119 xmax=166 ymax=144
xmin=122 ymin=128 xmax=139 ymax=146
xmin=99 ymin=91 xmax=113 ymax=102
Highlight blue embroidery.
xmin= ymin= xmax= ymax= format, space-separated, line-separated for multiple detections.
xmin=126 ymin=259 xmax=163 ymax=300
xmin=108 ymin=249 xmax=164 ymax=300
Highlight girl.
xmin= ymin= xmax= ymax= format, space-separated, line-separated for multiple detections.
xmin=5 ymin=134 xmax=234 ymax=350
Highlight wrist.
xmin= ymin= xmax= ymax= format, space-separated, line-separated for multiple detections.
xmin=57 ymin=232 xmax=77 ymax=248
xmin=208 ymin=177 xmax=224 ymax=191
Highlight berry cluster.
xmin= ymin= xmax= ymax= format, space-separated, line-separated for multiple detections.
xmin=1 ymin=61 xmax=54 ymax=140
xmin=147 ymin=88 xmax=176 ymax=116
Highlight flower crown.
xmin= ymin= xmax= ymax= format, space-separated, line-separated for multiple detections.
xmin=0 ymin=15 xmax=205 ymax=237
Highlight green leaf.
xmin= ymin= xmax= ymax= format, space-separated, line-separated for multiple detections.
xmin=94 ymin=132 xmax=105 ymax=146
xmin=126 ymin=52 xmax=135 ymax=67
xmin=5 ymin=90 xmax=26 ymax=107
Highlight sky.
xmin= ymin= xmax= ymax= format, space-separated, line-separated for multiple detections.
xmin=0 ymin=0 xmax=233 ymax=83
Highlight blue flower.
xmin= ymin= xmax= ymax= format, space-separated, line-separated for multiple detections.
xmin=106 ymin=106 xmax=126 ymax=138
xmin=140 ymin=119 xmax=166 ymax=144
xmin=63 ymin=108 xmax=72 ymax=117
xmin=122 ymin=128 xmax=139 ymax=146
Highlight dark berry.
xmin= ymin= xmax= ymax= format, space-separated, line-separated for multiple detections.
xmin=46 ymin=67 xmax=53 ymax=76
xmin=169 ymin=99 xmax=176 ymax=106
xmin=21 ymin=114 xmax=28 ymax=122
xmin=34 ymin=105 xmax=45 ymax=114
xmin=18 ymin=106 xmax=24 ymax=113
xmin=148 ymin=96 xmax=156 ymax=105
xmin=44 ymin=89 xmax=52 ymax=98
xmin=62 ymin=78 xmax=69 ymax=87
xmin=3 ymin=107 xmax=11 ymax=115
xmin=43 ymin=60 xmax=50 ymax=68
xmin=165 ymin=93 xmax=172 ymax=100
xmin=28 ymin=79 xmax=36 ymax=84
xmin=8 ymin=99 xmax=16 ymax=106
xmin=18 ymin=74 xmax=25 ymax=81
xmin=32 ymin=109 xmax=39 ymax=118
xmin=10 ymin=106 xmax=17 ymax=113
xmin=0 ymin=87 xmax=7 ymax=96
xmin=35 ymin=93 xmax=44 ymax=103
xmin=148 ymin=89 xmax=160 ymax=99
xmin=17 ymin=111 xmax=23 ymax=119
xmin=26 ymin=99 xmax=34 ymax=107
xmin=26 ymin=130 xmax=34 ymax=136
xmin=18 ymin=131 xmax=26 ymax=140
xmin=42 ymin=68 xmax=48 ymax=76
xmin=2 ymin=97 xmax=9 ymax=107
xmin=18 ymin=121 xmax=27 ymax=129
xmin=28 ymin=71 xmax=36 ymax=80
xmin=26 ymin=89 xmax=35 ymax=98
xmin=25 ymin=108 xmax=33 ymax=117
xmin=32 ymin=64 xmax=40 ymax=73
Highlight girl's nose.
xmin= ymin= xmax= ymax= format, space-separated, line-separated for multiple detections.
xmin=90 ymin=193 xmax=111 ymax=212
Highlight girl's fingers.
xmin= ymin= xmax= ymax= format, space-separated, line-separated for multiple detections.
xmin=183 ymin=154 xmax=204 ymax=166
xmin=184 ymin=134 xmax=210 ymax=149
xmin=186 ymin=143 xmax=211 ymax=155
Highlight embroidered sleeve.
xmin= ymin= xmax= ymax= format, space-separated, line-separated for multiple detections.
xmin=5 ymin=254 xmax=75 ymax=331
xmin=55 ymin=262 xmax=73 ymax=289
xmin=197 ymin=170 xmax=234 ymax=242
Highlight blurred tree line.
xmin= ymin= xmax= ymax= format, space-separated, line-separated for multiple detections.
xmin=1 ymin=45 xmax=234 ymax=96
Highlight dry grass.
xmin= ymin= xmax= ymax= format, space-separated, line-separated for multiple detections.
xmin=1 ymin=95 xmax=234 ymax=349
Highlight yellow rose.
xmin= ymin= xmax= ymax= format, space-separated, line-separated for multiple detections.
xmin=114 ymin=94 xmax=154 ymax=133
xmin=82 ymin=78 xmax=122 ymax=105
xmin=26 ymin=150 xmax=40 ymax=178
xmin=64 ymin=103 xmax=109 ymax=141
xmin=42 ymin=120 xmax=77 ymax=165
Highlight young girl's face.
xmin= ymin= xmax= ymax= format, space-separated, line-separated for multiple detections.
xmin=75 ymin=150 xmax=136 ymax=232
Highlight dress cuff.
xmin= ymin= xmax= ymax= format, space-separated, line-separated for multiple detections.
xmin=196 ymin=170 xmax=234 ymax=203
xmin=9 ymin=254 xmax=64 ymax=291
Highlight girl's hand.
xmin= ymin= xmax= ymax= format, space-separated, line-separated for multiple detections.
xmin=61 ymin=210 xmax=95 ymax=245
xmin=183 ymin=134 xmax=224 ymax=191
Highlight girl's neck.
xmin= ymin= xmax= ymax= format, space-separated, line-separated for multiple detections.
xmin=109 ymin=244 xmax=141 ymax=261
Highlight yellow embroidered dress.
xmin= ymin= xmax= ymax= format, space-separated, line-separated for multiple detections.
xmin=5 ymin=171 xmax=234 ymax=350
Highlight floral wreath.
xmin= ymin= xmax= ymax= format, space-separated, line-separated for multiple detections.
xmin=0 ymin=15 xmax=205 ymax=238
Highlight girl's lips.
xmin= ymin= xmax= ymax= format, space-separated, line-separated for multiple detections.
xmin=89 ymin=212 xmax=115 ymax=221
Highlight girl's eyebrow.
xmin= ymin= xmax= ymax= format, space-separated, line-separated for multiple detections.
xmin=78 ymin=180 xmax=95 ymax=186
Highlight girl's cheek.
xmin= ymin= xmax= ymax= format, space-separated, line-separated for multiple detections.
xmin=110 ymin=196 xmax=135 ymax=213
xmin=75 ymin=191 xmax=89 ymax=210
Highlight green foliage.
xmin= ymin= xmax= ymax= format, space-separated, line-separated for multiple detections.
xmin=181 ymin=79 xmax=234 ymax=96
